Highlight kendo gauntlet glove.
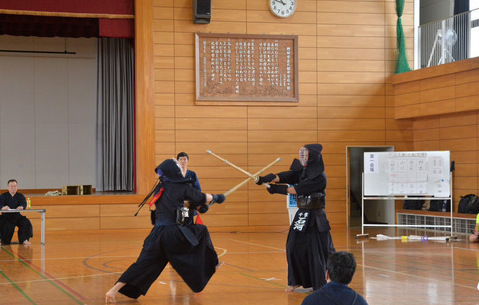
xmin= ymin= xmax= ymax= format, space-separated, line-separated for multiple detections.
xmin=210 ymin=194 xmax=226 ymax=204
xmin=267 ymin=184 xmax=288 ymax=195
xmin=255 ymin=173 xmax=276 ymax=185
xmin=198 ymin=205 xmax=209 ymax=214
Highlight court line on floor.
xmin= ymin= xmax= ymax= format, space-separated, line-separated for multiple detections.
xmin=224 ymin=250 xmax=284 ymax=255
xmin=82 ymin=248 xmax=159 ymax=273
xmin=0 ymin=272 xmax=121 ymax=286
xmin=221 ymin=262 xmax=254 ymax=272
xmin=0 ymin=254 xmax=139 ymax=263
xmin=357 ymin=262 xmax=478 ymax=291
xmin=0 ymin=272 xmax=118 ymax=286
xmin=238 ymin=272 xmax=287 ymax=290
xmin=227 ymin=239 xmax=285 ymax=251
xmin=0 ymin=246 xmax=276 ymax=264
xmin=13 ymin=247 xmax=88 ymax=302
xmin=0 ymin=270 xmax=36 ymax=304
xmin=1 ymin=247 xmax=84 ymax=304
xmin=84 ymin=244 xmax=276 ymax=274
xmin=81 ymin=246 xmax=229 ymax=274
xmin=215 ymin=242 xmax=287 ymax=288
xmin=453 ymin=245 xmax=479 ymax=252
xmin=216 ymin=246 xmax=227 ymax=258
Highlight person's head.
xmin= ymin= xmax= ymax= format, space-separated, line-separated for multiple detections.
xmin=7 ymin=179 xmax=18 ymax=196
xmin=176 ymin=152 xmax=189 ymax=171
xmin=299 ymin=146 xmax=309 ymax=167
xmin=299 ymin=144 xmax=323 ymax=167
xmin=298 ymin=144 xmax=325 ymax=182
xmin=326 ymin=251 xmax=357 ymax=284
xmin=156 ymin=158 xmax=187 ymax=182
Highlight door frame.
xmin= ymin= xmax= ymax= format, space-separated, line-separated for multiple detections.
xmin=346 ymin=146 xmax=394 ymax=228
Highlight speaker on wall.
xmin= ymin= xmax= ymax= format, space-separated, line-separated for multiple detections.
xmin=193 ymin=0 xmax=211 ymax=24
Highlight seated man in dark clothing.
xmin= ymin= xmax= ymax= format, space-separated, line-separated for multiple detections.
xmin=301 ymin=251 xmax=369 ymax=305
xmin=0 ymin=179 xmax=33 ymax=246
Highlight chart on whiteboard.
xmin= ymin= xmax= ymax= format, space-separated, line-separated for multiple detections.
xmin=363 ymin=151 xmax=450 ymax=197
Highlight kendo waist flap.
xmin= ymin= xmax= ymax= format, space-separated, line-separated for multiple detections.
xmin=176 ymin=206 xmax=200 ymax=246
xmin=176 ymin=206 xmax=190 ymax=226
xmin=296 ymin=193 xmax=325 ymax=209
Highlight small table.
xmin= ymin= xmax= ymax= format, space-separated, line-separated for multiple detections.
xmin=1 ymin=209 xmax=46 ymax=245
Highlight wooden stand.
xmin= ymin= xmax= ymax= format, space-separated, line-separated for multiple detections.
xmin=62 ymin=185 xmax=93 ymax=195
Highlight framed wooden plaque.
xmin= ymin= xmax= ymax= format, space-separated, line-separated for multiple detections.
xmin=195 ymin=32 xmax=298 ymax=103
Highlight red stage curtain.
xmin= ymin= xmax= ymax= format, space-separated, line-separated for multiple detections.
xmin=0 ymin=14 xmax=99 ymax=38
xmin=99 ymin=19 xmax=134 ymax=39
xmin=0 ymin=0 xmax=133 ymax=15
xmin=0 ymin=0 xmax=133 ymax=38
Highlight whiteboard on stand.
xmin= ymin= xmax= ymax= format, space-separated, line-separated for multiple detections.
xmin=363 ymin=151 xmax=450 ymax=197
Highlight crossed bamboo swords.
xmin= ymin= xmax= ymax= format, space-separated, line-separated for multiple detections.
xmin=207 ymin=150 xmax=281 ymax=200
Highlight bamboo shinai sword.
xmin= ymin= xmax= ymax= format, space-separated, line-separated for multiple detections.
xmin=207 ymin=150 xmax=279 ymax=188
xmin=208 ymin=155 xmax=281 ymax=205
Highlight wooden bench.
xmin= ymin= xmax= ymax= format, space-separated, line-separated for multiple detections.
xmin=397 ymin=209 xmax=476 ymax=234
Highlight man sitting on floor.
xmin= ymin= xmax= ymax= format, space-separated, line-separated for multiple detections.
xmin=0 ymin=179 xmax=33 ymax=246
xmin=301 ymin=251 xmax=369 ymax=305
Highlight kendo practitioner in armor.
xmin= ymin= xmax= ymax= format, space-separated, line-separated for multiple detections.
xmin=256 ymin=144 xmax=335 ymax=292
xmin=105 ymin=158 xmax=226 ymax=303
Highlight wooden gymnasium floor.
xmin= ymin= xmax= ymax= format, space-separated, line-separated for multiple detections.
xmin=1 ymin=226 xmax=478 ymax=305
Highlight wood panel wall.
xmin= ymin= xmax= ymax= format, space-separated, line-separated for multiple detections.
xmin=392 ymin=57 xmax=479 ymax=210
xmin=24 ymin=194 xmax=150 ymax=231
xmin=151 ymin=0 xmax=415 ymax=230
xmin=1 ymin=1 xmax=419 ymax=232
xmin=135 ymin=0 xmax=157 ymax=195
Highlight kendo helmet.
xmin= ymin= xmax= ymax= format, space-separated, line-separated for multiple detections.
xmin=299 ymin=144 xmax=323 ymax=166
xmin=299 ymin=144 xmax=325 ymax=180
xmin=155 ymin=158 xmax=189 ymax=183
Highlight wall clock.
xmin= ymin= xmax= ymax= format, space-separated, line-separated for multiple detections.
xmin=269 ymin=0 xmax=296 ymax=18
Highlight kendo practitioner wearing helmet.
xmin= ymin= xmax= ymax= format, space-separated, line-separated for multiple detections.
xmin=256 ymin=144 xmax=335 ymax=292
xmin=106 ymin=158 xmax=225 ymax=303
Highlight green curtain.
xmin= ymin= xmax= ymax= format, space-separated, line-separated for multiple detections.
xmin=395 ymin=0 xmax=412 ymax=73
